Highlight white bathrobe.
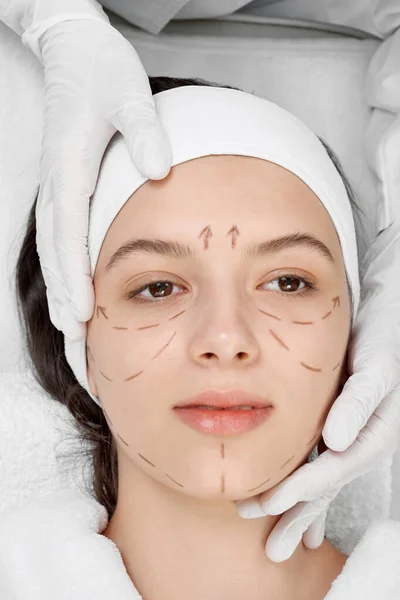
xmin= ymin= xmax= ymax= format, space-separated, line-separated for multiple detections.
xmin=0 ymin=488 xmax=400 ymax=600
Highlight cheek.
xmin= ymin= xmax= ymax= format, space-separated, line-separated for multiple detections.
xmin=86 ymin=299 xmax=182 ymax=413
xmin=264 ymin=291 xmax=350 ymax=422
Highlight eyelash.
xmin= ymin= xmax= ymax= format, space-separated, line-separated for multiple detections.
xmin=127 ymin=275 xmax=317 ymax=305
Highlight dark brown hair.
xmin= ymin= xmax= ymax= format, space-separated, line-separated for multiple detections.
xmin=14 ymin=75 xmax=364 ymax=519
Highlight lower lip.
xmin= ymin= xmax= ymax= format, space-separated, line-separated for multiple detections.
xmin=173 ymin=406 xmax=274 ymax=436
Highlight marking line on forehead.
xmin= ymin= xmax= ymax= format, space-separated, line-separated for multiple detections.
xmin=104 ymin=232 xmax=335 ymax=274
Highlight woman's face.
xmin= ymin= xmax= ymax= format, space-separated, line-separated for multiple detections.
xmin=87 ymin=155 xmax=351 ymax=502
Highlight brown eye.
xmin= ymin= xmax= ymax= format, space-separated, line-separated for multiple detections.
xmin=277 ymin=276 xmax=302 ymax=292
xmin=260 ymin=274 xmax=315 ymax=297
xmin=128 ymin=280 xmax=185 ymax=304
xmin=147 ymin=281 xmax=174 ymax=298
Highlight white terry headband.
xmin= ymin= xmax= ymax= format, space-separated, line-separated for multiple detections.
xmin=64 ymin=85 xmax=360 ymax=409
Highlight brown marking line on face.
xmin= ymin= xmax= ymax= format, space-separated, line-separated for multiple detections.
xmin=332 ymin=296 xmax=340 ymax=309
xmin=292 ymin=320 xmax=314 ymax=325
xmin=100 ymin=370 xmax=113 ymax=381
xmin=332 ymin=361 xmax=341 ymax=371
xmin=307 ymin=433 xmax=319 ymax=446
xmin=300 ymin=361 xmax=322 ymax=372
xmin=165 ymin=473 xmax=184 ymax=488
xmin=221 ymin=443 xmax=225 ymax=459
xmin=137 ymin=452 xmax=156 ymax=467
xmin=246 ymin=477 xmax=271 ymax=492
xmin=258 ymin=309 xmax=282 ymax=321
xmin=103 ymin=409 xmax=113 ymax=427
xmin=113 ymin=326 xmax=128 ymax=330
xmin=321 ymin=310 xmax=332 ymax=320
xmin=269 ymin=329 xmax=290 ymax=351
xmin=87 ymin=345 xmax=95 ymax=362
xmin=198 ymin=225 xmax=212 ymax=250
xmin=280 ymin=454 xmax=295 ymax=470
xmin=221 ymin=474 xmax=225 ymax=493
xmin=227 ymin=225 xmax=240 ymax=249
xmin=136 ymin=323 xmax=160 ymax=330
xmin=168 ymin=309 xmax=186 ymax=321
xmin=152 ymin=331 xmax=177 ymax=360
xmin=97 ymin=306 xmax=108 ymax=320
xmin=124 ymin=370 xmax=144 ymax=382
xmin=117 ymin=432 xmax=129 ymax=446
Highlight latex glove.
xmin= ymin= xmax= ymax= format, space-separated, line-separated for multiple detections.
xmin=2 ymin=6 xmax=170 ymax=341
xmin=236 ymin=221 xmax=400 ymax=562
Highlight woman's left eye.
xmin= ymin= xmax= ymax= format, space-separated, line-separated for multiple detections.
xmin=260 ymin=275 xmax=315 ymax=296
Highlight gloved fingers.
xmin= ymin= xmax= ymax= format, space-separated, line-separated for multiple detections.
xmin=323 ymin=359 xmax=398 ymax=451
xmin=36 ymin=118 xmax=108 ymax=329
xmin=111 ymin=110 xmax=172 ymax=181
xmin=302 ymin=510 xmax=327 ymax=550
xmin=264 ymin=494 xmax=336 ymax=562
xmin=93 ymin=35 xmax=172 ymax=180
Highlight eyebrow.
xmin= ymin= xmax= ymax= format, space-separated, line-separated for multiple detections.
xmin=104 ymin=232 xmax=334 ymax=274
xmin=104 ymin=232 xmax=335 ymax=273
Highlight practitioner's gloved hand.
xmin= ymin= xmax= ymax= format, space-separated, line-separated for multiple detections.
xmin=236 ymin=222 xmax=400 ymax=562
xmin=34 ymin=19 xmax=172 ymax=340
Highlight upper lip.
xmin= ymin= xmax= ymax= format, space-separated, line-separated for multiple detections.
xmin=174 ymin=389 xmax=272 ymax=409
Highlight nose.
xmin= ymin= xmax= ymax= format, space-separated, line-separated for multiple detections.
xmin=188 ymin=291 xmax=260 ymax=369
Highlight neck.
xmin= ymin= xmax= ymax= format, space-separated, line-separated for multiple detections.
xmin=102 ymin=458 xmax=346 ymax=600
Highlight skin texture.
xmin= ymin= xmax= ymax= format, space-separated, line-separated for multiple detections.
xmin=87 ymin=155 xmax=350 ymax=600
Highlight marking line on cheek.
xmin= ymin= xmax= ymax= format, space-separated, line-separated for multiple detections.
xmin=269 ymin=329 xmax=290 ymax=351
xmin=246 ymin=477 xmax=271 ymax=492
xmin=138 ymin=453 xmax=156 ymax=467
xmin=113 ymin=326 xmax=128 ymax=330
xmin=292 ymin=320 xmax=314 ymax=325
xmin=100 ymin=370 xmax=113 ymax=381
xmin=97 ymin=306 xmax=109 ymax=320
xmin=87 ymin=345 xmax=95 ymax=362
xmin=165 ymin=473 xmax=184 ymax=488
xmin=169 ymin=309 xmax=186 ymax=321
xmin=321 ymin=310 xmax=332 ymax=320
xmin=152 ymin=331 xmax=177 ymax=360
xmin=124 ymin=370 xmax=144 ymax=382
xmin=118 ymin=433 xmax=129 ymax=446
xmin=258 ymin=309 xmax=282 ymax=321
xmin=221 ymin=474 xmax=225 ymax=493
xmin=332 ymin=361 xmax=341 ymax=371
xmin=280 ymin=454 xmax=295 ymax=470
xmin=332 ymin=296 xmax=340 ymax=309
xmin=307 ymin=433 xmax=319 ymax=446
xmin=137 ymin=323 xmax=160 ymax=330
xmin=300 ymin=361 xmax=322 ymax=372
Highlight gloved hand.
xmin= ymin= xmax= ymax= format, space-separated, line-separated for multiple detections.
xmin=33 ymin=18 xmax=172 ymax=340
xmin=236 ymin=221 xmax=400 ymax=562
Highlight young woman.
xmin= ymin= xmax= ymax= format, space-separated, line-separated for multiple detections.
xmin=10 ymin=76 xmax=399 ymax=600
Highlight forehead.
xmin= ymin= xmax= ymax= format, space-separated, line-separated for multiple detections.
xmin=98 ymin=155 xmax=341 ymax=264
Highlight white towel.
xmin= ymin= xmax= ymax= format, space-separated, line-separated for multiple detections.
xmin=0 ymin=486 xmax=399 ymax=599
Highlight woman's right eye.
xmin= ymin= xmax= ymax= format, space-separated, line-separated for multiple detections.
xmin=128 ymin=281 xmax=185 ymax=304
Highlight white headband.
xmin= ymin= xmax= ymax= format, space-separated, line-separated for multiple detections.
xmin=64 ymin=85 xmax=360 ymax=408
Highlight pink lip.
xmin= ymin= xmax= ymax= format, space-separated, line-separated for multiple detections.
xmin=173 ymin=406 xmax=274 ymax=436
xmin=174 ymin=389 xmax=271 ymax=409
